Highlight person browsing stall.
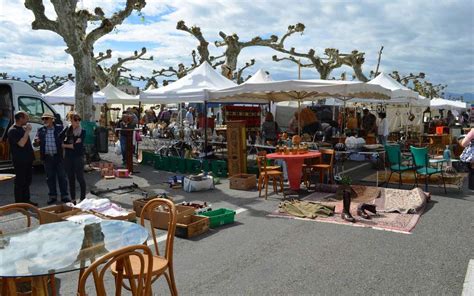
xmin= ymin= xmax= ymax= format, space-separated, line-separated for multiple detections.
xmin=7 ymin=111 xmax=36 ymax=205
xmin=261 ymin=112 xmax=280 ymax=145
xmin=118 ymin=112 xmax=136 ymax=164
xmin=361 ymin=108 xmax=377 ymax=135
xmin=377 ymin=112 xmax=389 ymax=145
xmin=34 ymin=111 xmax=70 ymax=204
xmin=60 ymin=113 xmax=86 ymax=204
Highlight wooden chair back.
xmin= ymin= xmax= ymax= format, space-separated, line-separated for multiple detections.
xmin=140 ymin=198 xmax=177 ymax=262
xmin=78 ymin=244 xmax=153 ymax=296
xmin=0 ymin=203 xmax=43 ymax=234
xmin=319 ymin=149 xmax=335 ymax=166
xmin=256 ymin=155 xmax=268 ymax=173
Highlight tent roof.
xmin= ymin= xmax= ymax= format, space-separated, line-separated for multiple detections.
xmin=208 ymin=79 xmax=391 ymax=103
xmin=245 ymin=69 xmax=273 ymax=83
xmin=430 ymin=97 xmax=468 ymax=110
xmin=140 ymin=62 xmax=237 ymax=103
xmin=367 ymin=72 xmax=427 ymax=106
xmin=43 ymin=80 xmax=106 ymax=105
xmin=101 ymin=83 xmax=138 ymax=105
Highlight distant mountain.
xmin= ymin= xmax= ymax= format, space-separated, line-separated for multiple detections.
xmin=444 ymin=92 xmax=474 ymax=104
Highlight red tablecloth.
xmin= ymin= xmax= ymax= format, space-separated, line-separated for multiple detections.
xmin=266 ymin=151 xmax=321 ymax=190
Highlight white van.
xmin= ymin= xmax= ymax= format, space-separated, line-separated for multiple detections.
xmin=0 ymin=80 xmax=62 ymax=169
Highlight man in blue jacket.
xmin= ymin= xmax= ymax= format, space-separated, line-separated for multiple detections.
xmin=34 ymin=112 xmax=70 ymax=204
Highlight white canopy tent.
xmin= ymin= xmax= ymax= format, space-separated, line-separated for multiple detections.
xmin=244 ymin=69 xmax=273 ymax=83
xmin=140 ymin=62 xmax=237 ymax=104
xmin=43 ymin=80 xmax=106 ymax=105
xmin=430 ymin=97 xmax=468 ymax=111
xmin=101 ymin=83 xmax=139 ymax=105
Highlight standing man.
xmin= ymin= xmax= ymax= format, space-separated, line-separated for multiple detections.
xmin=118 ymin=112 xmax=136 ymax=164
xmin=35 ymin=111 xmax=70 ymax=204
xmin=377 ymin=112 xmax=389 ymax=146
xmin=7 ymin=111 xmax=37 ymax=206
xmin=185 ymin=107 xmax=194 ymax=126
xmin=361 ymin=108 xmax=377 ymax=136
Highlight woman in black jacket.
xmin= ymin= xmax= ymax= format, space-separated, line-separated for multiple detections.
xmin=60 ymin=113 xmax=86 ymax=204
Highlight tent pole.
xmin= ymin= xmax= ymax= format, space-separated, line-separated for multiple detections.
xmin=204 ymin=100 xmax=208 ymax=160
xmin=298 ymin=99 xmax=301 ymax=136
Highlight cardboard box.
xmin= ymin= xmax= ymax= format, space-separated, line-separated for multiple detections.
xmin=39 ymin=205 xmax=82 ymax=224
xmin=229 ymin=174 xmax=256 ymax=190
xmin=150 ymin=205 xmax=195 ymax=230
xmin=175 ymin=215 xmax=210 ymax=238
xmin=132 ymin=196 xmax=174 ymax=218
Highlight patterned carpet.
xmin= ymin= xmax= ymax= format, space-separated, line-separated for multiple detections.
xmin=268 ymin=187 xmax=427 ymax=234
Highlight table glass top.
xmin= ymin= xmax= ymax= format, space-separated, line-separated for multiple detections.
xmin=0 ymin=220 xmax=148 ymax=277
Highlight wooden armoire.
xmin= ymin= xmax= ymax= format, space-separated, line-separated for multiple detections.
xmin=226 ymin=121 xmax=247 ymax=176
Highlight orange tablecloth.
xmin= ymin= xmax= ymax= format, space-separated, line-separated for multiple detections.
xmin=266 ymin=151 xmax=321 ymax=190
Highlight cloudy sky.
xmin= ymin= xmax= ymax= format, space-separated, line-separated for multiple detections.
xmin=0 ymin=0 xmax=473 ymax=94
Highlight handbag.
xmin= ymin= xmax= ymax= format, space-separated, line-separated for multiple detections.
xmin=460 ymin=141 xmax=474 ymax=163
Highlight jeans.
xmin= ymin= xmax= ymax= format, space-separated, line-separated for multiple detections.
xmin=43 ymin=154 xmax=69 ymax=199
xmin=120 ymin=135 xmax=127 ymax=162
xmin=378 ymin=135 xmax=387 ymax=146
xmin=64 ymin=155 xmax=86 ymax=200
xmin=13 ymin=161 xmax=32 ymax=203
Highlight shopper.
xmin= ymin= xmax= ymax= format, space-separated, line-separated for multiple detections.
xmin=185 ymin=107 xmax=194 ymax=126
xmin=288 ymin=111 xmax=299 ymax=134
xmin=34 ymin=111 xmax=70 ymax=204
xmin=60 ymin=113 xmax=86 ymax=204
xmin=300 ymin=108 xmax=321 ymax=136
xmin=377 ymin=112 xmax=388 ymax=146
xmin=118 ymin=112 xmax=136 ymax=164
xmin=361 ymin=108 xmax=377 ymax=135
xmin=7 ymin=111 xmax=36 ymax=205
xmin=261 ymin=112 xmax=280 ymax=145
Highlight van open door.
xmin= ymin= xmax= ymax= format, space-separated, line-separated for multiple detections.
xmin=0 ymin=84 xmax=13 ymax=168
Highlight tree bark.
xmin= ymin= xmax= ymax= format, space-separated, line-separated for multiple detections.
xmin=73 ymin=52 xmax=95 ymax=121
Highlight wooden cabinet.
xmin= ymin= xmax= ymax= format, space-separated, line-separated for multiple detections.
xmin=226 ymin=121 xmax=247 ymax=176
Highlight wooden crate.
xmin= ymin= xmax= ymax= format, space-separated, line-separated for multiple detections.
xmin=175 ymin=215 xmax=210 ymax=238
xmin=229 ymin=174 xmax=256 ymax=190
xmin=150 ymin=205 xmax=195 ymax=230
xmin=39 ymin=205 xmax=82 ymax=224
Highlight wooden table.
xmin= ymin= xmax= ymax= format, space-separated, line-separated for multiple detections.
xmin=266 ymin=151 xmax=321 ymax=190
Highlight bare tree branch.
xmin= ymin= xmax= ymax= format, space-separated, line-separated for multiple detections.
xmin=24 ymin=0 xmax=59 ymax=32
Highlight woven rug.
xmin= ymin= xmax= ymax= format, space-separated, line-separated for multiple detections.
xmin=268 ymin=187 xmax=426 ymax=234
xmin=360 ymin=170 xmax=465 ymax=190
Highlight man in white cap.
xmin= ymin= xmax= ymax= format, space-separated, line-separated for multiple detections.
xmin=34 ymin=111 xmax=70 ymax=204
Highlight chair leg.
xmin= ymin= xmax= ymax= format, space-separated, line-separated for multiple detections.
xmin=386 ymin=172 xmax=393 ymax=187
xmin=264 ymin=175 xmax=269 ymax=200
xmin=319 ymin=170 xmax=324 ymax=184
xmin=167 ymin=266 xmax=178 ymax=296
xmin=272 ymin=177 xmax=277 ymax=194
xmin=258 ymin=175 xmax=262 ymax=197
xmin=279 ymin=176 xmax=284 ymax=193
xmin=398 ymin=172 xmax=402 ymax=189
xmin=49 ymin=274 xmax=57 ymax=296
xmin=425 ymin=175 xmax=429 ymax=192
xmin=441 ymin=172 xmax=447 ymax=194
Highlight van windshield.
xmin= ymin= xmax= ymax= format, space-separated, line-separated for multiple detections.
xmin=0 ymin=85 xmax=13 ymax=139
xmin=18 ymin=96 xmax=56 ymax=124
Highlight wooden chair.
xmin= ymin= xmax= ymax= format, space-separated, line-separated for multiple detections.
xmin=257 ymin=155 xmax=284 ymax=199
xmin=111 ymin=198 xmax=178 ymax=296
xmin=257 ymin=151 xmax=281 ymax=171
xmin=310 ymin=149 xmax=335 ymax=184
xmin=78 ymin=244 xmax=153 ymax=296
xmin=0 ymin=203 xmax=56 ymax=296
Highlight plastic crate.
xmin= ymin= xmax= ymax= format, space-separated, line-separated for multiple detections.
xmin=211 ymin=160 xmax=228 ymax=177
xmin=200 ymin=208 xmax=235 ymax=228
xmin=168 ymin=156 xmax=186 ymax=173
xmin=186 ymin=158 xmax=202 ymax=174
xmin=141 ymin=150 xmax=155 ymax=166
xmin=154 ymin=155 xmax=170 ymax=171
xmin=201 ymin=159 xmax=212 ymax=172
xmin=247 ymin=166 xmax=259 ymax=176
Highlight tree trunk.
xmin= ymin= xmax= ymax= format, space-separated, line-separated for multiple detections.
xmin=73 ymin=53 xmax=95 ymax=121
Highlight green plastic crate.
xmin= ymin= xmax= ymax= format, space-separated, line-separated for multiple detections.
xmin=200 ymin=208 xmax=236 ymax=228
xmin=202 ymin=159 xmax=212 ymax=172
xmin=185 ymin=158 xmax=202 ymax=174
xmin=154 ymin=155 xmax=170 ymax=171
xmin=168 ymin=156 xmax=186 ymax=173
xmin=247 ymin=166 xmax=259 ymax=176
xmin=141 ymin=150 xmax=155 ymax=166
xmin=211 ymin=160 xmax=228 ymax=177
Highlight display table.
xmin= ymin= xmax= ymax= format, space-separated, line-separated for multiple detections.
xmin=0 ymin=220 xmax=148 ymax=295
xmin=266 ymin=151 xmax=321 ymax=190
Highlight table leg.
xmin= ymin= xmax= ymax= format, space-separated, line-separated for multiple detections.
xmin=286 ymin=159 xmax=305 ymax=191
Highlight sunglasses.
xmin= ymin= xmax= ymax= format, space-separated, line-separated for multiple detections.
xmin=72 ymin=117 xmax=81 ymax=122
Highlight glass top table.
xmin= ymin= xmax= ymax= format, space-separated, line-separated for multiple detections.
xmin=0 ymin=220 xmax=148 ymax=277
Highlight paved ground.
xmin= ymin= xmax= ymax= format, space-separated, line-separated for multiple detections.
xmin=1 ymin=152 xmax=473 ymax=295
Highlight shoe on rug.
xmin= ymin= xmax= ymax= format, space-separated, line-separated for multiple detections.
xmin=47 ymin=198 xmax=58 ymax=205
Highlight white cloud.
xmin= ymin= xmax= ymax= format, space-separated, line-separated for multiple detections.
xmin=0 ymin=0 xmax=473 ymax=93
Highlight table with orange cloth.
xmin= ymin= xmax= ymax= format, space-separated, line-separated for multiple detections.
xmin=266 ymin=151 xmax=321 ymax=191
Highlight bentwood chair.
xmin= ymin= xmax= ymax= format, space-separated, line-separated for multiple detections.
xmin=0 ymin=203 xmax=57 ymax=296
xmin=410 ymin=146 xmax=447 ymax=193
xmin=257 ymin=151 xmax=281 ymax=171
xmin=111 ymin=198 xmax=178 ymax=296
xmin=257 ymin=155 xmax=284 ymax=199
xmin=78 ymin=244 xmax=153 ymax=296
xmin=310 ymin=149 xmax=335 ymax=185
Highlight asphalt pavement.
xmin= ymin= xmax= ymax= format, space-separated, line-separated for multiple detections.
xmin=0 ymin=152 xmax=473 ymax=295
